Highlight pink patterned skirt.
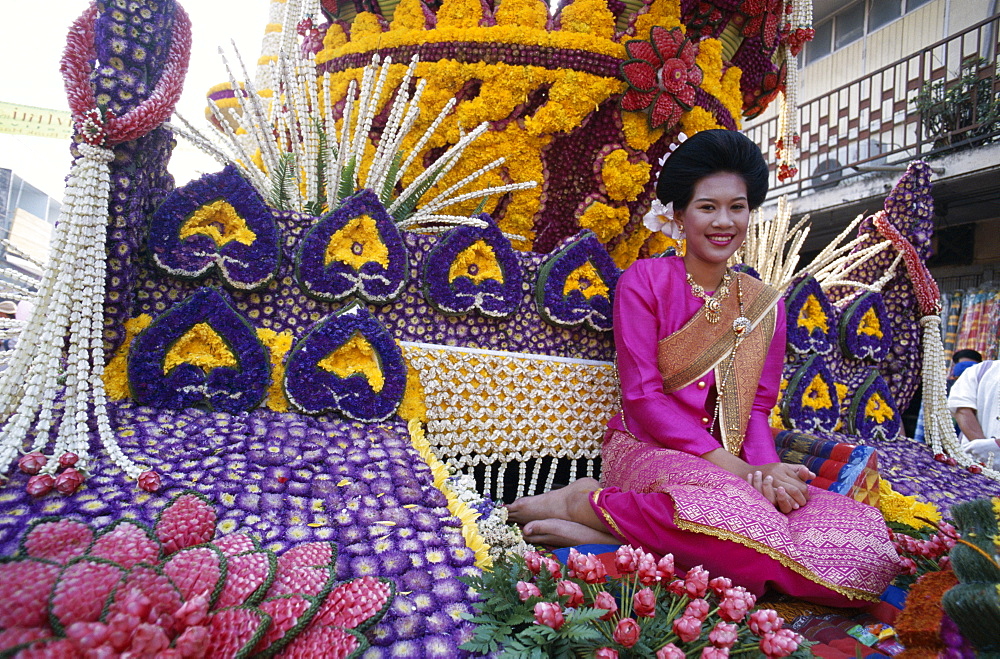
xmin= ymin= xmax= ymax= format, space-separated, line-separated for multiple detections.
xmin=590 ymin=430 xmax=901 ymax=605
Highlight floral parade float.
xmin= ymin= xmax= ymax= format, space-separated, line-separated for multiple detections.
xmin=1 ymin=0 xmax=999 ymax=656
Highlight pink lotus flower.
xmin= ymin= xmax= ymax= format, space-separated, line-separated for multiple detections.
xmin=18 ymin=452 xmax=47 ymax=475
xmin=26 ymin=473 xmax=56 ymax=497
xmin=544 ymin=557 xmax=563 ymax=580
xmin=702 ymin=647 xmax=730 ymax=659
xmin=683 ymin=565 xmax=710 ymax=598
xmin=534 ymin=601 xmax=565 ymax=630
xmin=517 ymin=581 xmax=542 ymax=602
xmin=596 ymin=648 xmax=620 ymax=659
xmin=759 ymin=629 xmax=802 ymax=658
xmin=614 ymin=618 xmax=641 ymax=648
xmin=633 ymin=587 xmax=656 ymax=617
xmin=684 ymin=598 xmax=710 ymax=620
xmin=667 ymin=579 xmax=687 ymax=596
xmin=54 ymin=467 xmax=84 ymax=495
xmin=718 ymin=587 xmax=755 ymax=622
xmin=900 ymin=557 xmax=917 ymax=574
xmin=568 ymin=549 xmax=607 ymax=584
xmin=594 ymin=590 xmax=618 ymax=621
xmin=657 ymin=643 xmax=685 ymax=659
xmin=673 ymin=614 xmax=703 ymax=643
xmin=709 ymin=621 xmax=740 ymax=649
xmin=614 ymin=545 xmax=640 ymax=574
xmin=748 ymin=609 xmax=784 ymax=635
xmin=138 ymin=470 xmax=161 ymax=492
xmin=557 ymin=580 xmax=585 ymax=608
xmin=656 ymin=554 xmax=676 ymax=581
xmin=58 ymin=452 xmax=80 ymax=468
xmin=709 ymin=576 xmax=733 ymax=597
xmin=524 ymin=551 xmax=544 ymax=575
xmin=637 ymin=553 xmax=659 ymax=585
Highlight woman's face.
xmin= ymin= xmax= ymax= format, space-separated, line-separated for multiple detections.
xmin=676 ymin=171 xmax=750 ymax=268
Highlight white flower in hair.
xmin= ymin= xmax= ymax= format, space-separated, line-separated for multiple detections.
xmin=642 ymin=132 xmax=689 ymax=241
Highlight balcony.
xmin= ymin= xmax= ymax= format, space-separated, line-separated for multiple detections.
xmin=747 ymin=13 xmax=1000 ymax=220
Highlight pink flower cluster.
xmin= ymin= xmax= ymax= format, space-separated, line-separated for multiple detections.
xmin=890 ymin=524 xmax=958 ymax=575
xmin=518 ymin=545 xmax=803 ymax=658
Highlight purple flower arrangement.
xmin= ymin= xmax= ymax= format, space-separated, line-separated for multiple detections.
xmin=148 ymin=164 xmax=281 ymax=290
xmin=838 ymin=292 xmax=893 ymax=361
xmin=421 ymin=215 xmax=523 ymax=318
xmin=284 ymin=302 xmax=407 ymax=421
xmin=535 ymin=231 xmax=621 ymax=332
xmin=845 ymin=369 xmax=901 ymax=441
xmin=295 ymin=189 xmax=409 ymax=305
xmin=784 ymin=275 xmax=836 ymax=355
xmin=0 ymin=403 xmax=479 ymax=656
xmin=780 ymin=355 xmax=841 ymax=434
xmin=127 ymin=287 xmax=270 ymax=414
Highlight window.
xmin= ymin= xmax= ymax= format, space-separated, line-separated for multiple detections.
xmin=805 ymin=19 xmax=834 ymax=64
xmin=834 ymin=2 xmax=865 ymax=49
xmin=906 ymin=0 xmax=933 ymax=10
xmin=869 ymin=0 xmax=902 ymax=31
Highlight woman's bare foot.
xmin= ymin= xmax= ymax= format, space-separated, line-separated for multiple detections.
xmin=506 ymin=478 xmax=601 ymax=525
xmin=522 ymin=518 xmax=620 ymax=548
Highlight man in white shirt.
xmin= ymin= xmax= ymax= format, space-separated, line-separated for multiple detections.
xmin=947 ymin=360 xmax=1000 ymax=467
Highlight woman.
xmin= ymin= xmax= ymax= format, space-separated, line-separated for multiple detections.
xmin=508 ymin=130 xmax=900 ymax=606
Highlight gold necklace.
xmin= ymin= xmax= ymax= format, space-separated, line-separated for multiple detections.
xmin=686 ymin=269 xmax=733 ymax=324
xmin=707 ymin=274 xmax=750 ymax=445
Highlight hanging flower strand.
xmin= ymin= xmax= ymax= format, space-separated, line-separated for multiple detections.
xmin=0 ymin=1 xmax=191 ymax=491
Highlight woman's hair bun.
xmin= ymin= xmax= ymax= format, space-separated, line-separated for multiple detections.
xmin=655 ymin=130 xmax=769 ymax=210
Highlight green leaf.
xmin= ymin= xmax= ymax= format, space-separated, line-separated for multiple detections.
xmin=379 ymin=152 xmax=404 ymax=205
xmin=337 ymin=155 xmax=358 ymax=201
xmin=267 ymin=152 xmax=296 ymax=211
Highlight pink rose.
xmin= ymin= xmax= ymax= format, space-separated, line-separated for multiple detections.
xmin=594 ymin=590 xmax=618 ymax=621
xmin=702 ymin=647 xmax=730 ymax=659
xmin=534 ymin=601 xmax=565 ymax=630
xmin=656 ymin=553 xmax=676 ymax=581
xmin=633 ymin=587 xmax=657 ymax=618
xmin=709 ymin=621 xmax=740 ymax=649
xmin=673 ymin=614 xmax=703 ymax=643
xmin=759 ymin=629 xmax=802 ymax=658
xmin=683 ymin=565 xmax=710 ymax=598
xmin=615 ymin=545 xmax=640 ymax=574
xmin=748 ymin=609 xmax=784 ymax=635
xmin=709 ymin=576 xmax=733 ymax=597
xmin=614 ymin=618 xmax=641 ymax=648
xmin=557 ymin=580 xmax=585 ymax=608
xmin=595 ymin=648 xmax=620 ymax=659
xmin=523 ymin=551 xmax=543 ymax=575
xmin=516 ymin=581 xmax=542 ymax=602
xmin=656 ymin=643 xmax=685 ymax=659
xmin=637 ymin=553 xmax=659 ymax=585
xmin=544 ymin=557 xmax=563 ymax=580
xmin=18 ymin=452 xmax=47 ymax=475
xmin=684 ymin=598 xmax=710 ymax=620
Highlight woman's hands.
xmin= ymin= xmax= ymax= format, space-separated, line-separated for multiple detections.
xmin=746 ymin=463 xmax=815 ymax=514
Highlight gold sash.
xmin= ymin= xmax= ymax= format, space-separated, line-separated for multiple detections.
xmin=657 ymin=273 xmax=782 ymax=456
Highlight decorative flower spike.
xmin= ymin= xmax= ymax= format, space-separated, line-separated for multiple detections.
xmin=126 ymin=287 xmax=270 ymax=414
xmin=535 ymin=231 xmax=621 ymax=332
xmin=148 ymin=164 xmax=281 ymax=290
xmin=283 ymin=301 xmax=407 ymax=421
xmin=621 ymin=26 xmax=704 ymax=129
xmin=422 ymin=214 xmax=523 ymax=318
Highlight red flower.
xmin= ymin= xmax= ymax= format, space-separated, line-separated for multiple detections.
xmin=516 ymin=581 xmax=542 ymax=602
xmin=614 ymin=618 xmax=641 ymax=648
xmin=556 ymin=580 xmax=585 ymax=608
xmin=54 ymin=468 xmax=85 ymax=496
xmin=708 ymin=576 xmax=732 ymax=597
xmin=534 ymin=601 xmax=565 ymax=630
xmin=633 ymin=587 xmax=657 ymax=618
xmin=26 ymin=473 xmax=56 ymax=497
xmin=717 ymin=588 xmax=753 ymax=623
xmin=594 ymin=590 xmax=618 ymax=621
xmin=621 ymin=26 xmax=704 ymax=129
xmin=740 ymin=0 xmax=783 ymax=47
xmin=18 ymin=452 xmax=47 ymax=475
xmin=637 ymin=552 xmax=659 ymax=585
xmin=138 ymin=470 xmax=161 ymax=492
xmin=673 ymin=614 xmax=703 ymax=643
xmin=614 ymin=545 xmax=641 ymax=574
xmin=544 ymin=557 xmax=562 ymax=580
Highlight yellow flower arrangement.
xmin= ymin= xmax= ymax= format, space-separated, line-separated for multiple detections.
xmin=801 ymin=373 xmax=834 ymax=411
xmin=324 ymin=215 xmax=389 ymax=269
xmin=162 ymin=322 xmax=238 ymax=375
xmin=103 ymin=314 xmax=152 ymax=400
xmin=632 ymin=0 xmax=683 ymax=36
xmin=611 ymin=226 xmax=652 ymax=270
xmin=859 ymin=308 xmax=884 ymax=338
xmin=494 ymin=0 xmax=548 ymax=29
xmin=878 ymin=480 xmax=941 ymax=530
xmin=797 ymin=294 xmax=830 ymax=335
xmin=578 ymin=202 xmax=631 ymax=245
xmin=317 ymin=331 xmax=386 ymax=393
xmin=601 ymin=149 xmax=651 ymax=202
xmin=257 ymin=327 xmax=294 ymax=412
xmin=864 ymin=392 xmax=895 ymax=424
xmin=558 ymin=0 xmax=616 ymax=39
xmin=563 ymin=260 xmax=610 ymax=299
xmin=680 ymin=107 xmax=722 ymax=135
xmin=769 ymin=377 xmax=789 ymax=428
xmin=396 ymin=354 xmax=428 ymax=424
xmin=180 ymin=200 xmax=257 ymax=247
xmin=448 ymin=240 xmax=505 ymax=285
xmin=407 ymin=419 xmax=493 ymax=568
xmin=622 ymin=111 xmax=666 ymax=152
